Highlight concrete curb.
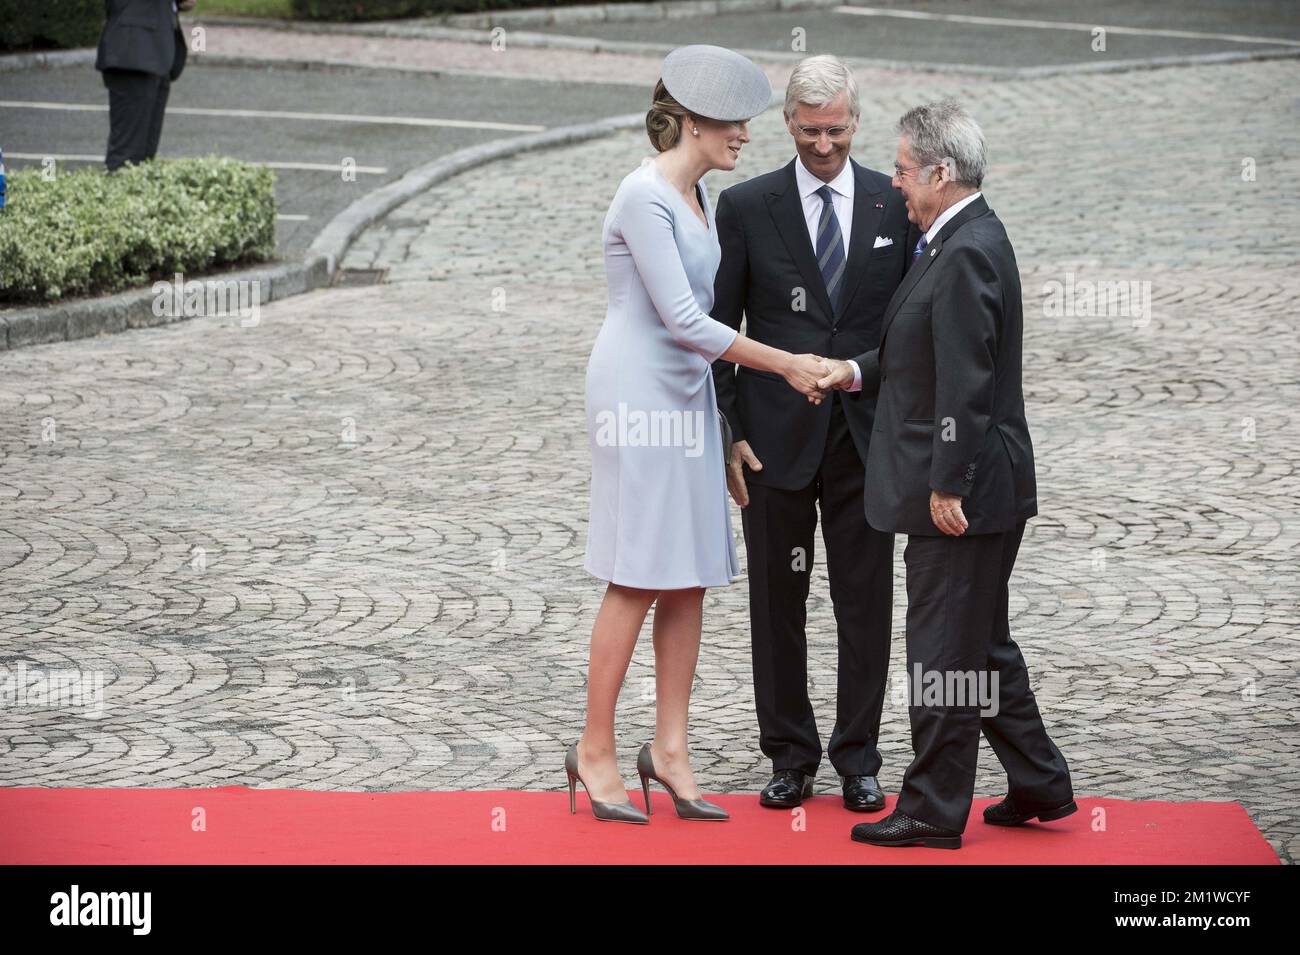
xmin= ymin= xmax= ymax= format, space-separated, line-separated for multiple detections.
xmin=0 ymin=254 xmax=330 ymax=351
xmin=0 ymin=48 xmax=96 ymax=71
xmin=440 ymin=0 xmax=841 ymax=30
xmin=307 ymin=85 xmax=784 ymax=273
xmin=307 ymin=109 xmax=654 ymax=274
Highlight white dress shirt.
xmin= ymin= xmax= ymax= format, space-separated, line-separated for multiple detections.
xmin=795 ymin=154 xmax=854 ymax=258
xmin=795 ymin=156 xmax=858 ymax=392
xmin=845 ymin=191 xmax=983 ymax=392
xmin=922 ymin=191 xmax=982 ymax=246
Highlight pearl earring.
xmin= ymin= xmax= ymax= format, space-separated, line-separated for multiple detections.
xmin=692 ymin=126 xmax=699 ymax=136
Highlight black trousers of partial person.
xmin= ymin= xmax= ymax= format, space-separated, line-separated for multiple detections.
xmin=103 ymin=68 xmax=171 ymax=171
xmin=740 ymin=392 xmax=894 ymax=779
xmin=894 ymin=520 xmax=1073 ymax=833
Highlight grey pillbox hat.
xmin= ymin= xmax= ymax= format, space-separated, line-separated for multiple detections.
xmin=660 ymin=45 xmax=773 ymax=122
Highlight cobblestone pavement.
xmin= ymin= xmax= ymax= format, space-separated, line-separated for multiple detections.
xmin=2 ymin=57 xmax=1297 ymax=862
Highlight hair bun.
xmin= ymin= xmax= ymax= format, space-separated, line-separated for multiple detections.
xmin=646 ymin=79 xmax=687 ymax=153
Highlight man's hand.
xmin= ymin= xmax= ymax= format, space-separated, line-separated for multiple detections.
xmin=178 ymin=0 xmax=197 ymax=10
xmin=782 ymin=353 xmax=830 ymax=404
xmin=727 ymin=439 xmax=762 ymax=507
xmin=816 ymin=358 xmax=857 ymax=392
xmin=930 ymin=490 xmax=968 ymax=536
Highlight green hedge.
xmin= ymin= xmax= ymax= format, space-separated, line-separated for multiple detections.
xmin=290 ymin=0 xmax=644 ymax=20
xmin=0 ymin=0 xmax=102 ymax=52
xmin=0 ymin=158 xmax=277 ymax=304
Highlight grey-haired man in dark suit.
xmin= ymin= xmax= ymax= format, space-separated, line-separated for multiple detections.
xmin=818 ymin=100 xmax=1075 ymax=850
xmin=95 ymin=0 xmax=195 ymax=171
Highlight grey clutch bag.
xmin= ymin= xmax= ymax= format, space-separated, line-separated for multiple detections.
xmin=717 ymin=408 xmax=733 ymax=467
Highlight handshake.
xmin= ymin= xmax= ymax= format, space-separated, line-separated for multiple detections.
xmin=782 ymin=354 xmax=856 ymax=404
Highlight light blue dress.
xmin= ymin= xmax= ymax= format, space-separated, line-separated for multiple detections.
xmin=584 ymin=159 xmax=742 ymax=589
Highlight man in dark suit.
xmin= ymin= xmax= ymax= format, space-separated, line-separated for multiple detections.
xmin=96 ymin=0 xmax=194 ymax=171
xmin=817 ymin=99 xmax=1075 ymax=849
xmin=711 ymin=56 xmax=918 ymax=813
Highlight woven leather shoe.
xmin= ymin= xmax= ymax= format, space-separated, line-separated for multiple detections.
xmin=983 ymin=794 xmax=1077 ymax=826
xmin=759 ymin=769 xmax=814 ymax=807
xmin=850 ymin=810 xmax=962 ymax=849
xmin=842 ymin=775 xmax=885 ymax=812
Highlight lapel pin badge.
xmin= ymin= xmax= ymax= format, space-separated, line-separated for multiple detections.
xmin=874 ymin=202 xmax=884 ymax=209
xmin=930 ymin=248 xmax=937 ymax=256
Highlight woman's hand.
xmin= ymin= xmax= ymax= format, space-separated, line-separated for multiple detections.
xmin=782 ymin=353 xmax=831 ymax=404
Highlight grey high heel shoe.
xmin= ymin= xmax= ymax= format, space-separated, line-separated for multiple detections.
xmin=565 ymin=742 xmax=649 ymax=824
xmin=637 ymin=743 xmax=729 ymax=821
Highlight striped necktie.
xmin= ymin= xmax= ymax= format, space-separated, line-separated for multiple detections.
xmin=814 ymin=185 xmax=846 ymax=313
xmin=913 ymin=233 xmax=929 ymax=266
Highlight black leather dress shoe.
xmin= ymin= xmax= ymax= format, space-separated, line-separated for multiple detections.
xmin=983 ymin=794 xmax=1078 ymax=826
xmin=841 ymin=775 xmax=885 ymax=812
xmin=759 ymin=770 xmax=815 ymax=807
xmin=850 ymin=810 xmax=962 ymax=849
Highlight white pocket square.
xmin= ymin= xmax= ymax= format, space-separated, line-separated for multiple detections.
xmin=872 ymin=235 xmax=894 ymax=248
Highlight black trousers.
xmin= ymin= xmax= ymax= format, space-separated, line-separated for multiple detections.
xmin=895 ymin=521 xmax=1073 ymax=832
xmin=102 ymin=69 xmax=171 ymax=171
xmin=741 ymin=393 xmax=894 ymax=778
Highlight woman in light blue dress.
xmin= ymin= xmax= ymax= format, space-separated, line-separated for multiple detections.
xmin=567 ymin=47 xmax=833 ymax=823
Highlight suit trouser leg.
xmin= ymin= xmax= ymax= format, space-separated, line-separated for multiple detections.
xmin=819 ymin=395 xmax=893 ymax=777
xmin=978 ymin=522 xmax=1073 ymax=806
xmin=895 ymin=529 xmax=1005 ymax=833
xmin=103 ymin=69 xmax=165 ymax=171
xmin=742 ymin=473 xmax=820 ymax=775
xmin=143 ymin=74 xmax=171 ymax=160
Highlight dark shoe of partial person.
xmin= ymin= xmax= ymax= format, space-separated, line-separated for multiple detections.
xmin=841 ymin=775 xmax=886 ymax=813
xmin=636 ymin=743 xmax=729 ymax=820
xmin=759 ymin=769 xmax=815 ymax=808
xmin=850 ymin=810 xmax=962 ymax=849
xmin=983 ymin=794 xmax=1078 ymax=827
xmin=564 ymin=742 xmax=649 ymax=824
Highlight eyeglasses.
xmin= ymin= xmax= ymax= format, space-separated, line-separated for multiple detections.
xmin=794 ymin=124 xmax=853 ymax=141
xmin=893 ymin=162 xmax=936 ymax=180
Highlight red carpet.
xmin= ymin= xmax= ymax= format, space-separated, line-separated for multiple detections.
xmin=0 ymin=788 xmax=1277 ymax=864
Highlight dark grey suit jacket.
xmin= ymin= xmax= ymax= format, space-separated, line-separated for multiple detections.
xmin=851 ymin=195 xmax=1038 ymax=536
xmin=710 ymin=157 xmax=917 ymax=490
xmin=95 ymin=0 xmax=187 ymax=80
